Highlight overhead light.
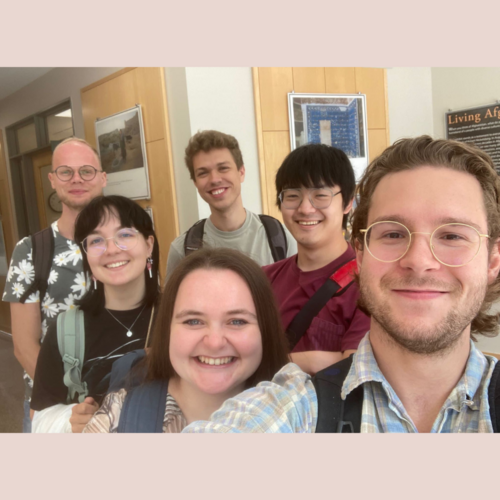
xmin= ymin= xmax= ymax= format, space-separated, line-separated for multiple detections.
xmin=55 ymin=109 xmax=72 ymax=118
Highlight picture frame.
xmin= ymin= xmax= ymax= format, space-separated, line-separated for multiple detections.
xmin=95 ymin=104 xmax=151 ymax=199
xmin=288 ymin=93 xmax=369 ymax=180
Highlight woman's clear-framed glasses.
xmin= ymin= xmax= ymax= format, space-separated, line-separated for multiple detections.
xmin=360 ymin=221 xmax=490 ymax=268
xmin=53 ymin=165 xmax=102 ymax=181
xmin=82 ymin=228 xmax=140 ymax=256
xmin=279 ymin=187 xmax=341 ymax=210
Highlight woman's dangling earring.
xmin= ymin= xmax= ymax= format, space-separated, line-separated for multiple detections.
xmin=92 ymin=275 xmax=97 ymax=290
xmin=147 ymin=256 xmax=153 ymax=279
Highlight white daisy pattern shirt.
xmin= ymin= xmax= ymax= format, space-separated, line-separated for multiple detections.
xmin=2 ymin=221 xmax=89 ymax=400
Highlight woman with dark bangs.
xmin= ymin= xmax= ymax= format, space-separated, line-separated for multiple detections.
xmin=31 ymin=195 xmax=160 ymax=432
xmin=83 ymin=247 xmax=290 ymax=433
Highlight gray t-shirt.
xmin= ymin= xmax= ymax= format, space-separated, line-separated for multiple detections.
xmin=2 ymin=221 xmax=89 ymax=400
xmin=166 ymin=210 xmax=297 ymax=280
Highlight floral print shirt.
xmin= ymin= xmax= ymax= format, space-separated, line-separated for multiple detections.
xmin=2 ymin=221 xmax=89 ymax=400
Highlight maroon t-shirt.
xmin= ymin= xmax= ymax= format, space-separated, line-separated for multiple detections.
xmin=263 ymin=244 xmax=370 ymax=353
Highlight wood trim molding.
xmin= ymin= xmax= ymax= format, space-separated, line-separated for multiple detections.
xmin=484 ymin=351 xmax=500 ymax=360
xmin=252 ymin=67 xmax=269 ymax=214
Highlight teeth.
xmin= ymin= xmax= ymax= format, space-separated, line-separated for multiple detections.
xmin=211 ymin=188 xmax=225 ymax=195
xmin=298 ymin=221 xmax=320 ymax=225
xmin=106 ymin=261 xmax=128 ymax=268
xmin=198 ymin=356 xmax=233 ymax=366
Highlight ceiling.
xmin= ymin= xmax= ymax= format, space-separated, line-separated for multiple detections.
xmin=0 ymin=68 xmax=54 ymax=101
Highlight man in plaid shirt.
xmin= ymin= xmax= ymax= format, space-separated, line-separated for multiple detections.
xmin=184 ymin=136 xmax=500 ymax=433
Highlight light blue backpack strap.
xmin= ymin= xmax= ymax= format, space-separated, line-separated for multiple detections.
xmin=57 ymin=307 xmax=88 ymax=403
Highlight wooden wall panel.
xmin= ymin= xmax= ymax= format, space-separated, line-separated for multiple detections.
xmin=253 ymin=67 xmax=389 ymax=217
xmin=293 ymin=68 xmax=326 ymax=93
xmin=355 ymin=68 xmax=387 ymax=130
xmin=262 ymin=131 xmax=290 ymax=221
xmin=325 ymin=68 xmax=356 ymax=94
xmin=81 ymin=68 xmax=179 ymax=281
xmin=0 ymin=131 xmax=15 ymax=262
xmin=368 ymin=129 xmax=388 ymax=162
xmin=258 ymin=67 xmax=293 ymax=131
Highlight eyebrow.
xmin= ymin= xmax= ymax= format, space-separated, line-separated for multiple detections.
xmin=370 ymin=215 xmax=485 ymax=232
xmin=174 ymin=309 xmax=257 ymax=319
xmin=175 ymin=310 xmax=204 ymax=319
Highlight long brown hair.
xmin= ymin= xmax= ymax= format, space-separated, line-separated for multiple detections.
xmin=147 ymin=248 xmax=290 ymax=387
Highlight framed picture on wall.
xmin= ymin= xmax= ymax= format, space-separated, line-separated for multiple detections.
xmin=288 ymin=93 xmax=369 ymax=180
xmin=95 ymin=104 xmax=151 ymax=199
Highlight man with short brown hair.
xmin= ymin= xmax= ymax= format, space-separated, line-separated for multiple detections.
xmin=184 ymin=136 xmax=500 ymax=433
xmin=3 ymin=137 xmax=107 ymax=432
xmin=166 ymin=130 xmax=296 ymax=279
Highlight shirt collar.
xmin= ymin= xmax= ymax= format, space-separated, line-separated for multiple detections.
xmin=342 ymin=332 xmax=487 ymax=410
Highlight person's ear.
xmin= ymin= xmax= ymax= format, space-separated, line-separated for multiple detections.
xmin=239 ymin=165 xmax=245 ymax=183
xmin=343 ymin=197 xmax=354 ymax=215
xmin=146 ymin=235 xmax=154 ymax=254
xmin=355 ymin=236 xmax=364 ymax=270
xmin=48 ymin=171 xmax=56 ymax=190
xmin=487 ymin=238 xmax=500 ymax=284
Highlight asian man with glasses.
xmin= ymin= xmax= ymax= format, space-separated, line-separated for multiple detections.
xmin=262 ymin=143 xmax=370 ymax=376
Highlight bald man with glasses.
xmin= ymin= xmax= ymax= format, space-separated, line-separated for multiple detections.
xmin=185 ymin=136 xmax=500 ymax=433
xmin=2 ymin=137 xmax=106 ymax=432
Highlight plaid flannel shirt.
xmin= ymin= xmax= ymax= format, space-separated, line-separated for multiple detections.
xmin=184 ymin=333 xmax=497 ymax=433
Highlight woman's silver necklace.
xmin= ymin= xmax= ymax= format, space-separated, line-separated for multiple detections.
xmin=105 ymin=306 xmax=146 ymax=337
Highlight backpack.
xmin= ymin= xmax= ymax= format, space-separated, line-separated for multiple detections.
xmin=56 ymin=307 xmax=88 ymax=403
xmin=19 ymin=226 xmax=54 ymax=304
xmin=286 ymin=258 xmax=357 ymax=350
xmin=184 ymin=215 xmax=288 ymax=263
xmin=107 ymin=349 xmax=168 ymax=433
xmin=312 ymin=355 xmax=500 ymax=433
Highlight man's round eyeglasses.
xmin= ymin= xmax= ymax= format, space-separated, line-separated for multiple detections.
xmin=279 ymin=187 xmax=341 ymax=210
xmin=53 ymin=165 xmax=102 ymax=182
xmin=82 ymin=228 xmax=140 ymax=256
xmin=360 ymin=221 xmax=490 ymax=268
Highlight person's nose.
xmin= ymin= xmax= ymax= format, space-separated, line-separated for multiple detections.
xmin=398 ymin=232 xmax=441 ymax=273
xmin=202 ymin=325 xmax=227 ymax=351
xmin=296 ymin=193 xmax=317 ymax=215
xmin=208 ymin=169 xmax=222 ymax=185
xmin=70 ymin=169 xmax=84 ymax=183
xmin=104 ymin=237 xmax=122 ymax=255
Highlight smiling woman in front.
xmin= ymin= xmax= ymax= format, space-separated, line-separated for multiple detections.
xmin=83 ymin=247 xmax=290 ymax=433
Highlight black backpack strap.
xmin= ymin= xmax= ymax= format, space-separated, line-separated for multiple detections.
xmin=488 ymin=360 xmax=500 ymax=432
xmin=19 ymin=226 xmax=55 ymax=304
xmin=286 ymin=258 xmax=357 ymax=350
xmin=258 ymin=214 xmax=288 ymax=262
xmin=184 ymin=219 xmax=207 ymax=256
xmin=107 ymin=349 xmax=148 ymax=394
xmin=117 ymin=379 xmax=169 ymax=433
xmin=312 ymin=355 xmax=363 ymax=433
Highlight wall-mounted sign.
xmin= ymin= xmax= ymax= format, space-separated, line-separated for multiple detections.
xmin=288 ymin=93 xmax=369 ymax=180
xmin=445 ymin=103 xmax=500 ymax=172
xmin=95 ymin=104 xmax=151 ymax=200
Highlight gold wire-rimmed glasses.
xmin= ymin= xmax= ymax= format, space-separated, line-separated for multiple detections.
xmin=360 ymin=221 xmax=490 ymax=268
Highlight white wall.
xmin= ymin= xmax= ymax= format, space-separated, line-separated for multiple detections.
xmin=164 ymin=67 xmax=199 ymax=233
xmin=431 ymin=67 xmax=500 ymax=139
xmin=184 ymin=67 xmax=262 ymax=220
xmin=386 ymin=67 xmax=434 ymax=143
